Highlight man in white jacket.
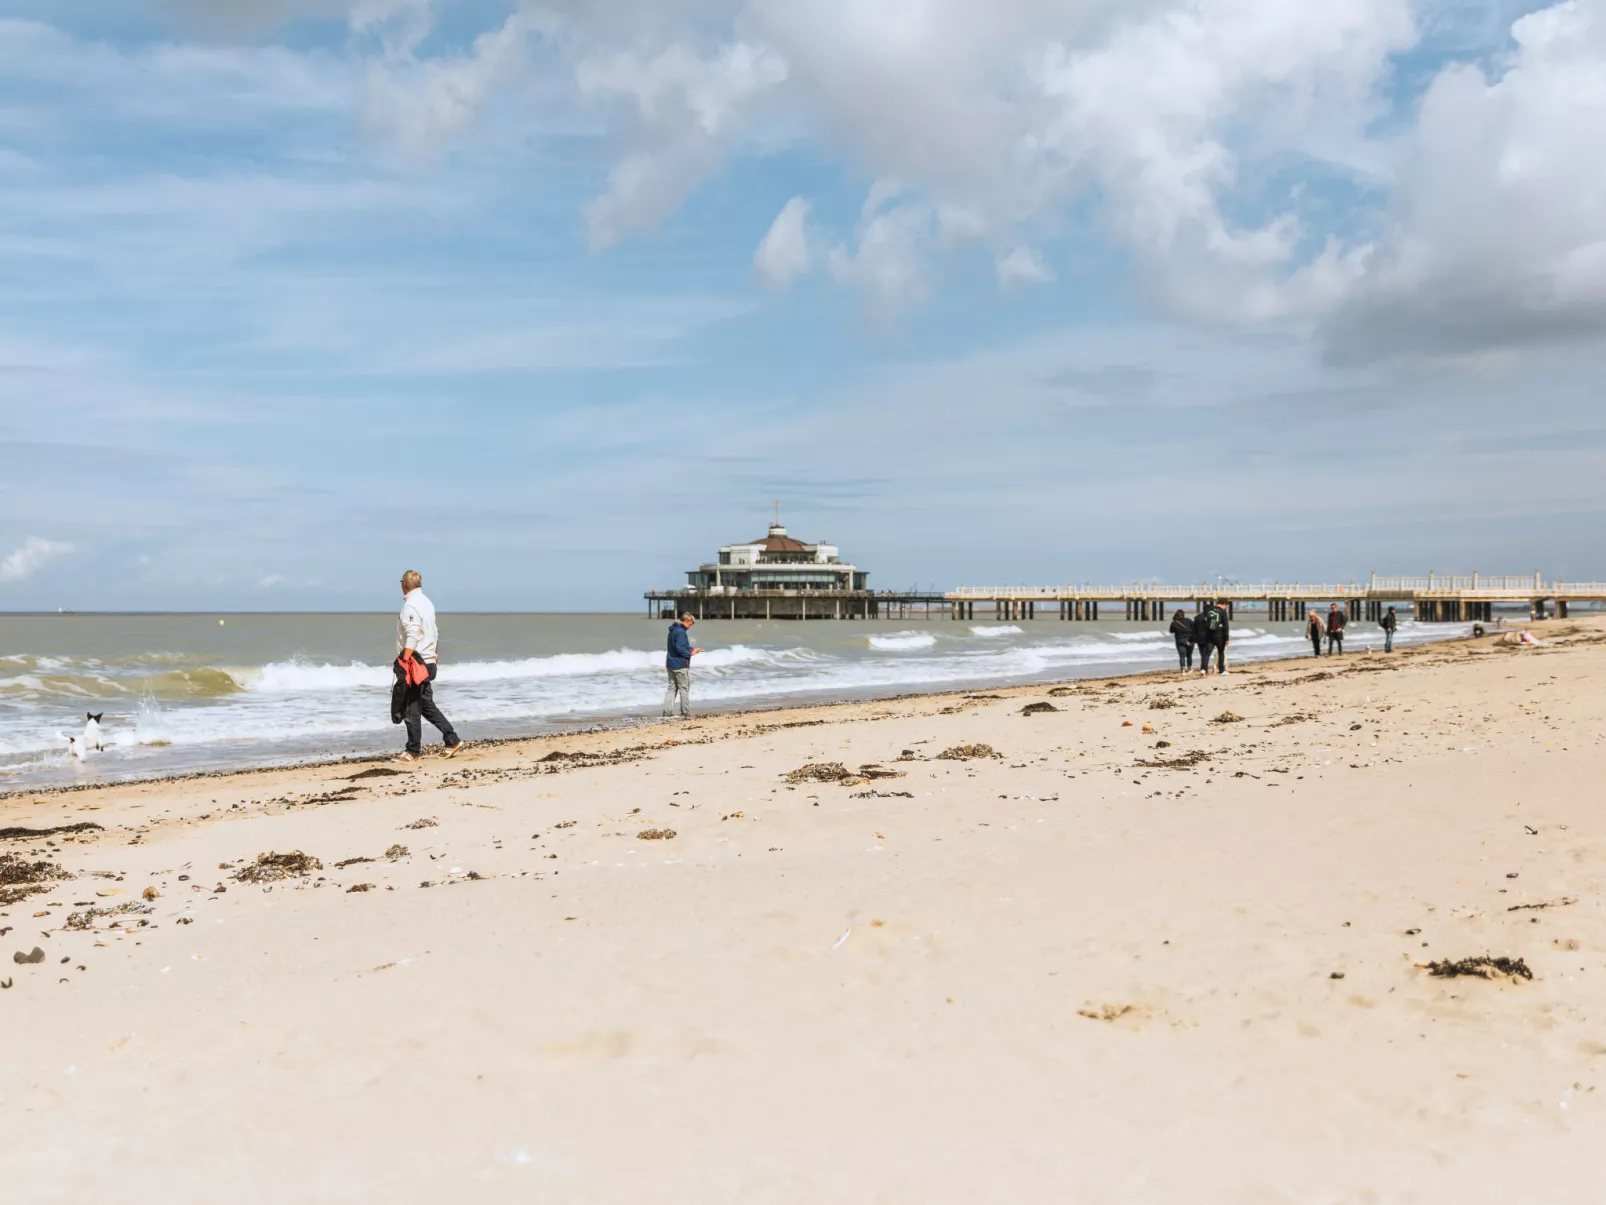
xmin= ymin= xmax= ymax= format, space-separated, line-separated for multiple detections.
xmin=395 ymin=569 xmax=463 ymax=762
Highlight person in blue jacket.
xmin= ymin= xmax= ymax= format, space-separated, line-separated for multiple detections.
xmin=663 ymin=612 xmax=703 ymax=719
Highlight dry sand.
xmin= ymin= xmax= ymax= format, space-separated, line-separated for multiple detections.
xmin=3 ymin=621 xmax=1604 ymax=1202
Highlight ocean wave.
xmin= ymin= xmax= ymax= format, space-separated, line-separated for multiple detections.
xmin=969 ymin=625 xmax=1022 ymax=637
xmin=1111 ymin=631 xmax=1169 ymax=642
xmin=868 ymin=631 xmax=938 ymax=651
xmin=246 ymin=645 xmax=777 ymax=694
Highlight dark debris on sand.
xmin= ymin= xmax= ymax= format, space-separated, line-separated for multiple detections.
xmin=783 ymin=762 xmax=905 ymax=785
xmin=0 ymin=853 xmax=71 ymax=906
xmin=936 ymin=744 xmax=1001 ymax=761
xmin=1135 ymin=750 xmax=1211 ymax=770
xmin=0 ymin=822 xmax=104 ymax=843
xmin=1021 ymin=702 xmax=1059 ymax=715
xmin=347 ymin=767 xmax=404 ymax=780
xmin=234 ymin=850 xmax=323 ymax=883
xmin=1210 ymin=711 xmax=1244 ymax=724
xmin=637 ymin=828 xmax=677 ymax=841
xmin=1425 ymin=955 xmax=1533 ymax=981
xmin=1147 ymin=697 xmax=1178 ymax=710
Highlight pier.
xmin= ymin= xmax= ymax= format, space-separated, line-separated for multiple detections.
xmin=945 ymin=574 xmax=1606 ymax=622
xmin=645 ymin=574 xmax=1604 ymax=622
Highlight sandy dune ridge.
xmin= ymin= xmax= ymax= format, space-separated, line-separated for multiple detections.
xmin=3 ymin=622 xmax=1604 ymax=1202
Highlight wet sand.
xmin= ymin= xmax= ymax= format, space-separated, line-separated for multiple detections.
xmin=3 ymin=621 xmax=1604 ymax=1202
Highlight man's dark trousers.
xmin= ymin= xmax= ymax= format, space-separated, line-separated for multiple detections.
xmin=400 ymin=659 xmax=459 ymax=755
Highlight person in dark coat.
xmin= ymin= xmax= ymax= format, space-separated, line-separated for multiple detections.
xmin=662 ymin=612 xmax=703 ymax=719
xmin=1380 ymin=605 xmax=1398 ymax=653
xmin=1194 ymin=600 xmax=1230 ymax=675
xmin=1326 ymin=603 xmax=1348 ymax=655
xmin=1169 ymin=609 xmax=1194 ymax=674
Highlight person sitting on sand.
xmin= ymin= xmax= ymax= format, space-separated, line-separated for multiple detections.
xmin=1168 ymin=609 xmax=1194 ymax=675
xmin=1306 ymin=610 xmax=1325 ymax=657
xmin=395 ymin=569 xmax=463 ymax=762
xmin=663 ymin=612 xmax=704 ymax=720
xmin=1326 ymin=603 xmax=1347 ymax=656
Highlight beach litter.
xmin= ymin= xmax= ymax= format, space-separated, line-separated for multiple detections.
xmin=233 ymin=851 xmax=322 ymax=884
xmin=1021 ymin=702 xmax=1059 ymax=715
xmin=936 ymin=744 xmax=1000 ymax=761
xmin=1424 ymin=955 xmax=1533 ymax=981
xmin=637 ymin=829 xmax=677 ymax=841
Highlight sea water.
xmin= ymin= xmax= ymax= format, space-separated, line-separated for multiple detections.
xmin=0 ymin=610 xmax=1467 ymax=788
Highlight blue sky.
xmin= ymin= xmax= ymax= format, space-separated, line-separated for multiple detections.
xmin=2 ymin=0 xmax=1604 ymax=611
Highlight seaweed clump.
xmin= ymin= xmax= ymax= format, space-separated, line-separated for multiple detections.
xmin=1210 ymin=711 xmax=1244 ymax=725
xmin=234 ymin=850 xmax=322 ymax=884
xmin=786 ymin=762 xmax=852 ymax=784
xmin=0 ymin=853 xmax=71 ymax=906
xmin=637 ymin=829 xmax=677 ymax=841
xmin=1135 ymin=750 xmax=1211 ymax=770
xmin=1425 ymin=955 xmax=1533 ymax=981
xmin=936 ymin=744 xmax=1000 ymax=761
xmin=1021 ymin=702 xmax=1059 ymax=715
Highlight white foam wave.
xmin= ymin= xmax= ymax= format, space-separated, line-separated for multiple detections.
xmin=247 ymin=645 xmax=775 ymax=693
xmin=868 ymin=631 xmax=938 ymax=651
xmin=1112 ymin=631 xmax=1168 ymax=642
xmin=969 ymin=625 xmax=1022 ymax=637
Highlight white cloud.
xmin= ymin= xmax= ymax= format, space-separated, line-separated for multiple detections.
xmin=1323 ymin=0 xmax=1606 ymax=361
xmin=0 ymin=536 xmax=74 ymax=583
xmin=577 ymin=39 xmax=787 ymax=248
xmin=996 ymin=245 xmax=1053 ymax=288
xmin=828 ymin=190 xmax=934 ymax=318
xmin=754 ymin=196 xmax=813 ymax=289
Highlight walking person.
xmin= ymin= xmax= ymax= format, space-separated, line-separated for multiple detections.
xmin=1326 ymin=603 xmax=1348 ymax=656
xmin=662 ymin=612 xmax=703 ymax=719
xmin=1169 ymin=609 xmax=1195 ymax=674
xmin=1211 ymin=600 xmax=1231 ymax=675
xmin=1194 ymin=599 xmax=1229 ymax=676
xmin=394 ymin=569 xmax=462 ymax=762
xmin=1381 ymin=605 xmax=1398 ymax=653
xmin=1306 ymin=609 xmax=1325 ymax=657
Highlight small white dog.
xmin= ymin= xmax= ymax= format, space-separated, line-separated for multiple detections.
xmin=63 ymin=733 xmax=86 ymax=759
xmin=84 ymin=712 xmax=105 ymax=751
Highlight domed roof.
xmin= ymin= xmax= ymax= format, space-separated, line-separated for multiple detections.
xmin=746 ymin=524 xmax=807 ymax=553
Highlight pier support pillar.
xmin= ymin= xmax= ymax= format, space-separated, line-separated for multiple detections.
xmin=1560 ymin=600 xmax=1569 ymax=619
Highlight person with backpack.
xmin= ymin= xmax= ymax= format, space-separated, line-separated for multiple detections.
xmin=1380 ymin=605 xmax=1398 ymax=653
xmin=1326 ymin=603 xmax=1348 ymax=655
xmin=1306 ymin=609 xmax=1325 ymax=657
xmin=1168 ymin=609 xmax=1194 ymax=674
xmin=1195 ymin=599 xmax=1229 ymax=675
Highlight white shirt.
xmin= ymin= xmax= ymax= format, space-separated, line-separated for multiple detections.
xmin=397 ymin=588 xmax=440 ymax=663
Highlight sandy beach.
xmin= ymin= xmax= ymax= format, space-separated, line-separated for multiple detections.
xmin=3 ymin=620 xmax=1603 ymax=1202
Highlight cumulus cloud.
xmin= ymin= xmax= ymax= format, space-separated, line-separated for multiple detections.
xmin=996 ymin=245 xmax=1054 ymax=288
xmin=0 ymin=536 xmax=74 ymax=583
xmin=578 ymin=40 xmax=787 ymax=248
xmin=92 ymin=0 xmax=1606 ymax=356
xmin=754 ymin=196 xmax=813 ymax=289
xmin=1322 ymin=0 xmax=1606 ymax=362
